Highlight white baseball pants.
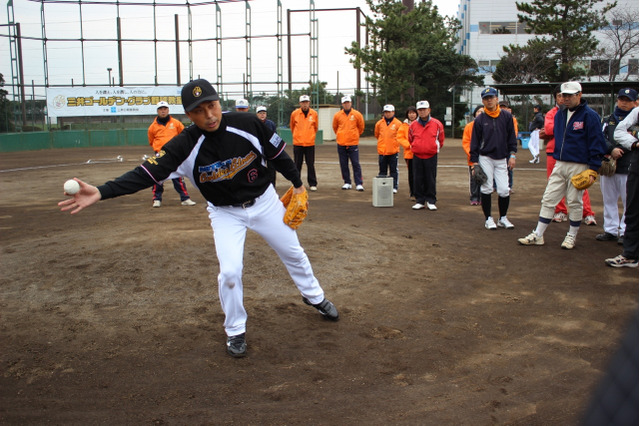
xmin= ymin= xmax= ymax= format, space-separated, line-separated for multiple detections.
xmin=600 ymin=173 xmax=628 ymax=236
xmin=478 ymin=155 xmax=510 ymax=198
xmin=206 ymin=185 xmax=325 ymax=337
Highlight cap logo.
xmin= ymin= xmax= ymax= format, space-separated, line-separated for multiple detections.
xmin=625 ymin=89 xmax=630 ymax=94
xmin=192 ymin=86 xmax=202 ymax=98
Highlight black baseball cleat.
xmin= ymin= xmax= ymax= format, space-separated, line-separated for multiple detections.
xmin=303 ymin=297 xmax=339 ymax=321
xmin=226 ymin=333 xmax=247 ymax=358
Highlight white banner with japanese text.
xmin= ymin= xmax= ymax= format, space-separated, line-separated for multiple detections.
xmin=46 ymin=86 xmax=184 ymax=118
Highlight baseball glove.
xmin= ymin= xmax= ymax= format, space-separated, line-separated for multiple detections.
xmin=472 ymin=165 xmax=488 ymax=185
xmin=571 ymin=169 xmax=598 ymax=190
xmin=598 ymin=156 xmax=616 ymax=177
xmin=280 ymin=186 xmax=308 ymax=230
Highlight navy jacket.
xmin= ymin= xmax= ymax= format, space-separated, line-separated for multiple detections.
xmin=470 ymin=109 xmax=517 ymax=163
xmin=553 ymin=99 xmax=607 ymax=171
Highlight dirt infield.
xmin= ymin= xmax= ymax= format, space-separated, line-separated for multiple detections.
xmin=1 ymin=139 xmax=637 ymax=424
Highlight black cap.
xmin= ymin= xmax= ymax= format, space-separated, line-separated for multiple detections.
xmin=181 ymin=79 xmax=220 ymax=112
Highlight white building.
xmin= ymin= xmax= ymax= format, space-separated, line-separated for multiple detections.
xmin=453 ymin=0 xmax=639 ymax=109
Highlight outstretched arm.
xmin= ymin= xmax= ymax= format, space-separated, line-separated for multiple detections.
xmin=58 ymin=178 xmax=102 ymax=215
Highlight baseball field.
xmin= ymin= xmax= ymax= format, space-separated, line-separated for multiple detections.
xmin=1 ymin=138 xmax=637 ymax=423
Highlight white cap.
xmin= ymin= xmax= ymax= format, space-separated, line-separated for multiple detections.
xmin=560 ymin=81 xmax=582 ymax=94
xmin=157 ymin=101 xmax=169 ymax=109
xmin=416 ymin=100 xmax=430 ymax=109
xmin=341 ymin=95 xmax=352 ymax=104
xmin=235 ymin=99 xmax=249 ymax=108
xmin=299 ymin=95 xmax=310 ymax=102
xmin=383 ymin=104 xmax=395 ymax=112
xmin=256 ymin=106 xmax=267 ymax=113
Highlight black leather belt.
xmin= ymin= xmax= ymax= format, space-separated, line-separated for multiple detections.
xmin=232 ymin=199 xmax=256 ymax=208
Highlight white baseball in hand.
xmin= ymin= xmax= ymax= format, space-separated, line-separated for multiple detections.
xmin=64 ymin=179 xmax=80 ymax=195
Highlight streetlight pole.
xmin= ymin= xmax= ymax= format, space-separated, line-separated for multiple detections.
xmin=107 ymin=68 xmax=112 ymax=86
xmin=451 ymin=86 xmax=455 ymax=138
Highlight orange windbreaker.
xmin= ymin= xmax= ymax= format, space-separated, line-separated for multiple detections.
xmin=462 ymin=121 xmax=474 ymax=166
xmin=148 ymin=116 xmax=185 ymax=153
xmin=290 ymin=107 xmax=319 ymax=147
xmin=374 ymin=116 xmax=403 ymax=155
xmin=332 ymin=109 xmax=364 ymax=146
xmin=397 ymin=120 xmax=414 ymax=160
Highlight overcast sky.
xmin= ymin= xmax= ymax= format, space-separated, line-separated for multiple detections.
xmin=2 ymin=0 xmax=460 ymax=99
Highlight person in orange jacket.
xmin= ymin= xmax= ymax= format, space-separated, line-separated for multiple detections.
xmin=397 ymin=106 xmax=418 ymax=199
xmin=543 ymin=85 xmax=597 ymax=225
xmin=290 ymin=95 xmax=319 ymax=191
xmin=333 ymin=95 xmax=365 ymax=191
xmin=147 ymin=101 xmax=195 ymax=208
xmin=462 ymin=105 xmax=484 ymax=205
xmin=374 ymin=104 xmax=403 ymax=193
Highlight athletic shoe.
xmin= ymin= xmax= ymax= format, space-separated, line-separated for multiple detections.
xmin=393 ymin=188 xmax=398 ymax=194
xmin=584 ymin=215 xmax=597 ymax=226
xmin=412 ymin=203 xmax=425 ymax=210
xmin=605 ymin=254 xmax=638 ymax=268
xmin=552 ymin=212 xmax=567 ymax=222
xmin=310 ymin=186 xmax=318 ymax=191
xmin=485 ymin=217 xmax=497 ymax=230
xmin=470 ymin=200 xmax=480 ymax=206
xmin=226 ymin=333 xmax=247 ymax=358
xmin=518 ymin=231 xmax=544 ymax=246
xmin=356 ymin=184 xmax=365 ymax=192
xmin=426 ymin=202 xmax=437 ymax=211
xmin=341 ymin=183 xmax=352 ymax=190
xmin=529 ymin=155 xmax=539 ymax=164
xmin=181 ymin=199 xmax=196 ymax=206
xmin=152 ymin=200 xmax=161 ymax=208
xmin=303 ymin=297 xmax=339 ymax=321
xmin=561 ymin=233 xmax=576 ymax=250
xmin=498 ymin=216 xmax=514 ymax=229
xmin=596 ymin=232 xmax=617 ymax=241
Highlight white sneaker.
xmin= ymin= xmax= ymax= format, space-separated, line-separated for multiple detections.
xmin=552 ymin=212 xmax=567 ymax=222
xmin=498 ymin=216 xmax=514 ymax=229
xmin=518 ymin=231 xmax=544 ymax=246
xmin=584 ymin=215 xmax=597 ymax=226
xmin=561 ymin=233 xmax=576 ymax=250
xmin=426 ymin=202 xmax=437 ymax=211
xmin=356 ymin=184 xmax=365 ymax=191
xmin=181 ymin=199 xmax=196 ymax=206
xmin=412 ymin=203 xmax=425 ymax=210
xmin=309 ymin=186 xmax=318 ymax=191
xmin=485 ymin=217 xmax=497 ymax=230
xmin=152 ymin=200 xmax=161 ymax=208
xmin=341 ymin=183 xmax=352 ymax=190
xmin=393 ymin=188 xmax=398 ymax=194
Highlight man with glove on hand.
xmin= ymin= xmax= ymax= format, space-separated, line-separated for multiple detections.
xmin=59 ymin=78 xmax=338 ymax=358
xmin=519 ymin=81 xmax=607 ymax=249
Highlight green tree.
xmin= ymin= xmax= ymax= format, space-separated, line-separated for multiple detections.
xmin=493 ymin=41 xmax=558 ymax=84
xmin=345 ymin=0 xmax=482 ymax=119
xmin=512 ymin=0 xmax=617 ymax=82
xmin=0 ymin=73 xmax=14 ymax=132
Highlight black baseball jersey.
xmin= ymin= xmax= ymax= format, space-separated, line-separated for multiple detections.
xmin=98 ymin=112 xmax=302 ymax=205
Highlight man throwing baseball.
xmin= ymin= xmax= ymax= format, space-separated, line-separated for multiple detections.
xmin=518 ymin=81 xmax=607 ymax=249
xmin=59 ymin=78 xmax=339 ymax=358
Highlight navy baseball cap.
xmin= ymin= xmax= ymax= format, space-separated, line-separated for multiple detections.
xmin=181 ymin=79 xmax=220 ymax=112
xmin=618 ymin=88 xmax=638 ymax=101
xmin=481 ymin=87 xmax=498 ymax=98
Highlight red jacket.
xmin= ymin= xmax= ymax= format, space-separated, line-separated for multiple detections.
xmin=409 ymin=117 xmax=445 ymax=159
xmin=545 ymin=106 xmax=558 ymax=154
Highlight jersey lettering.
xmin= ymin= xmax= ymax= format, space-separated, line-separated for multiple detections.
xmin=198 ymin=151 xmax=258 ymax=183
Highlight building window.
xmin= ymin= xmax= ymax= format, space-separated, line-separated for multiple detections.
xmin=479 ymin=21 xmax=530 ymax=35
xmin=590 ymin=59 xmax=610 ymax=76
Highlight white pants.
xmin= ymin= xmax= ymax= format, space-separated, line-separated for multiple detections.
xmin=206 ymin=185 xmax=324 ymax=336
xmin=600 ymin=173 xmax=628 ymax=236
xmin=479 ymin=155 xmax=510 ymax=198
xmin=529 ymin=129 xmax=540 ymax=158
xmin=540 ymin=161 xmax=588 ymax=223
